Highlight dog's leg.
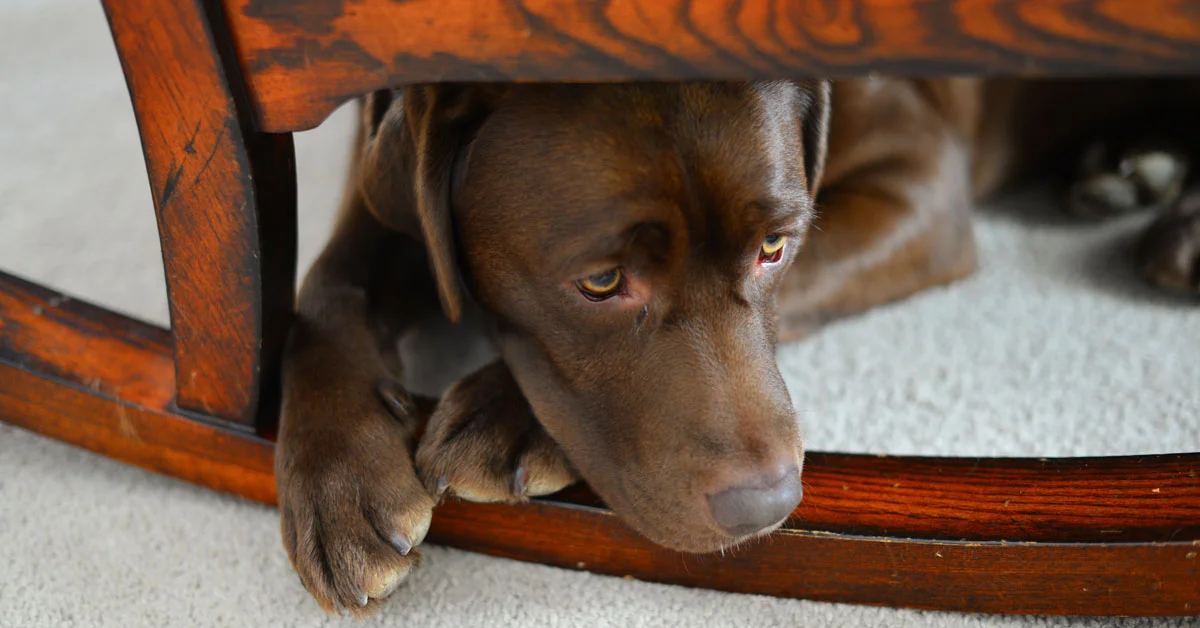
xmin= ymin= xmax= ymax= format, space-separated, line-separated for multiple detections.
xmin=1044 ymin=85 xmax=1200 ymax=294
xmin=775 ymin=80 xmax=979 ymax=341
xmin=1139 ymin=187 xmax=1200 ymax=294
xmin=275 ymin=184 xmax=443 ymax=615
xmin=414 ymin=360 xmax=578 ymax=503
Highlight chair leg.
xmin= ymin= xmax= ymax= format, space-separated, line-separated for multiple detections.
xmin=101 ymin=0 xmax=297 ymax=430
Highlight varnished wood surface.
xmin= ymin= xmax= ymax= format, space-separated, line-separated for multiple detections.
xmin=428 ymin=500 xmax=1200 ymax=616
xmin=550 ymin=452 xmax=1200 ymax=544
xmin=101 ymin=0 xmax=297 ymax=428
xmin=3 ymin=271 xmax=1197 ymax=615
xmin=220 ymin=0 xmax=1200 ymax=132
xmin=0 ymin=272 xmax=276 ymax=503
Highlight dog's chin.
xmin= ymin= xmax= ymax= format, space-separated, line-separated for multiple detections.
xmin=600 ymin=451 xmax=805 ymax=554
xmin=579 ymin=458 xmax=805 ymax=555
xmin=604 ymin=497 xmax=790 ymax=555
xmin=635 ymin=521 xmax=789 ymax=555
xmin=669 ymin=518 xmax=791 ymax=554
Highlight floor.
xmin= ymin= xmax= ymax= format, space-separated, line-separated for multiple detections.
xmin=1 ymin=0 xmax=1197 ymax=626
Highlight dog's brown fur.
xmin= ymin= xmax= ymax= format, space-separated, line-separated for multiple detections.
xmin=274 ymin=78 xmax=1200 ymax=614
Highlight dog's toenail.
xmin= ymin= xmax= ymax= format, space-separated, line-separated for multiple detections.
xmin=380 ymin=385 xmax=416 ymax=415
xmin=512 ymin=466 xmax=528 ymax=497
xmin=356 ymin=590 xmax=369 ymax=607
xmin=436 ymin=475 xmax=449 ymax=498
xmin=389 ymin=531 xmax=412 ymax=556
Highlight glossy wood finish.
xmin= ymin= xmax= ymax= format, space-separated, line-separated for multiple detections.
xmin=221 ymin=0 xmax=1200 ymax=133
xmin=102 ymin=0 xmax=297 ymax=427
xmin=0 ymin=272 xmax=276 ymax=504
xmin=429 ymin=501 xmax=1200 ymax=616
xmin=3 ymin=272 xmax=1197 ymax=616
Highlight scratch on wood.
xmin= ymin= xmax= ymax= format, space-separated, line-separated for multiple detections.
xmin=183 ymin=120 xmax=202 ymax=155
xmin=192 ymin=118 xmax=230 ymax=185
xmin=883 ymin=542 xmax=899 ymax=584
xmin=116 ymin=402 xmax=140 ymax=441
xmin=161 ymin=162 xmax=185 ymax=206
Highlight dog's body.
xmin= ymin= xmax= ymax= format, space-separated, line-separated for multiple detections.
xmin=783 ymin=77 xmax=1200 ymax=336
xmin=275 ymin=78 xmax=1200 ymax=614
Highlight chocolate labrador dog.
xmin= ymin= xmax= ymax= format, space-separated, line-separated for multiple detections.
xmin=275 ymin=78 xmax=1199 ymax=614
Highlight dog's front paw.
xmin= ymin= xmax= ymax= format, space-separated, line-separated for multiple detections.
xmin=416 ymin=361 xmax=578 ymax=503
xmin=1064 ymin=139 xmax=1189 ymax=219
xmin=276 ymin=389 xmax=435 ymax=617
xmin=1138 ymin=192 xmax=1200 ymax=295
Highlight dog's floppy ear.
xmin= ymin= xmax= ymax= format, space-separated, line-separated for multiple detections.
xmin=798 ymin=80 xmax=831 ymax=196
xmin=358 ymin=85 xmax=494 ymax=324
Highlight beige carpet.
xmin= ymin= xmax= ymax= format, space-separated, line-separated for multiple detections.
xmin=2 ymin=1 xmax=1198 ymax=626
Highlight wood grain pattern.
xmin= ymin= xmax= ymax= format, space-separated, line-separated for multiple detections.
xmin=220 ymin=0 xmax=1200 ymax=132
xmin=0 ymin=272 xmax=276 ymax=504
xmin=101 ymin=0 xmax=297 ymax=428
xmin=428 ymin=501 xmax=1200 ymax=616
xmin=549 ymin=453 xmax=1200 ymax=544
xmin=3 ymin=272 xmax=1197 ymax=615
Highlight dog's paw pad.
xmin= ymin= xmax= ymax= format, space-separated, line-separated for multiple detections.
xmin=1064 ymin=140 xmax=1189 ymax=219
xmin=416 ymin=362 xmax=578 ymax=504
xmin=277 ymin=397 xmax=435 ymax=616
xmin=420 ymin=415 xmax=578 ymax=504
xmin=283 ymin=481 xmax=432 ymax=616
xmin=1137 ymin=195 xmax=1200 ymax=295
xmin=1068 ymin=173 xmax=1139 ymax=218
xmin=1120 ymin=151 xmax=1187 ymax=202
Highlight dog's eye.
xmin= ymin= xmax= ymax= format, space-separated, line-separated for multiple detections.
xmin=759 ymin=235 xmax=787 ymax=264
xmin=578 ymin=269 xmax=625 ymax=300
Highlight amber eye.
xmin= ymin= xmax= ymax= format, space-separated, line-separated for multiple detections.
xmin=577 ymin=268 xmax=625 ymax=300
xmin=760 ymin=235 xmax=787 ymax=263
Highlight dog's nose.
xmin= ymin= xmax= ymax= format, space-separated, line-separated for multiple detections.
xmin=707 ymin=464 xmax=801 ymax=537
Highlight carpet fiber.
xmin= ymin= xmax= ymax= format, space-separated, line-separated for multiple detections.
xmin=2 ymin=1 xmax=1198 ymax=626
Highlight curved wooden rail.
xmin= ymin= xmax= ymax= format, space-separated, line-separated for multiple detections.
xmin=102 ymin=0 xmax=297 ymax=428
xmin=220 ymin=0 xmax=1200 ymax=133
xmin=3 ymin=271 xmax=1197 ymax=616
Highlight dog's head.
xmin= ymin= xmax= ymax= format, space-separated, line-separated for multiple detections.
xmin=360 ymin=82 xmax=830 ymax=552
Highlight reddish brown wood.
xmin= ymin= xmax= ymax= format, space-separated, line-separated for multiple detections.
xmin=548 ymin=453 xmax=1200 ymax=544
xmin=220 ymin=0 xmax=1200 ymax=133
xmin=428 ymin=501 xmax=1200 ymax=616
xmin=3 ymin=272 xmax=1197 ymax=616
xmin=101 ymin=0 xmax=297 ymax=428
xmin=0 ymin=272 xmax=276 ymax=504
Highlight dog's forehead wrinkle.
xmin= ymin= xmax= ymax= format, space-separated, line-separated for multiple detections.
xmin=537 ymin=209 xmax=680 ymax=277
xmin=753 ymin=85 xmax=808 ymax=204
xmin=652 ymin=91 xmax=809 ymax=264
